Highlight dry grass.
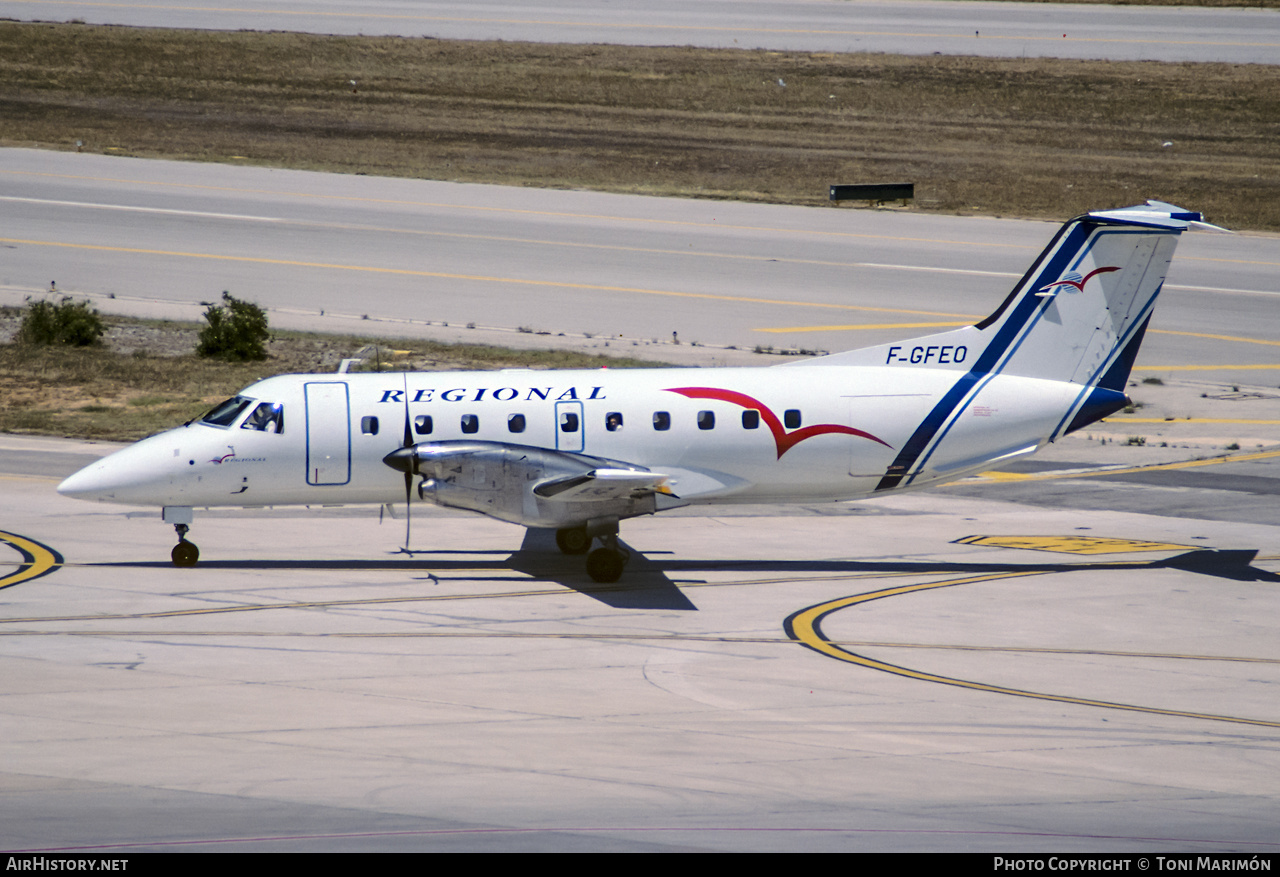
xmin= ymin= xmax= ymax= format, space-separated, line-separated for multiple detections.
xmin=0 ymin=23 xmax=1277 ymax=229
xmin=0 ymin=309 xmax=665 ymax=441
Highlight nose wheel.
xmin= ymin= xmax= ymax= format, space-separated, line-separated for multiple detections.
xmin=171 ymin=524 xmax=199 ymax=567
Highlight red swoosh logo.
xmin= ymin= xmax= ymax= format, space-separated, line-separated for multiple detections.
xmin=1038 ymin=265 xmax=1121 ymax=294
xmin=665 ymin=387 xmax=892 ymax=459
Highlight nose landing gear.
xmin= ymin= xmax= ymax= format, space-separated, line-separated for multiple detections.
xmin=163 ymin=507 xmax=199 ymax=567
xmin=171 ymin=523 xmax=199 ymax=567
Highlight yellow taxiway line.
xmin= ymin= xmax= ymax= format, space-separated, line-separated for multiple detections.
xmin=0 ymin=531 xmax=63 ymax=591
xmin=966 ymin=447 xmax=1280 ymax=485
xmin=786 ymin=571 xmax=1280 ymax=729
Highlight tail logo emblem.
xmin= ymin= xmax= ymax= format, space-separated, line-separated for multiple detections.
xmin=1038 ymin=266 xmax=1121 ymax=295
xmin=666 ymin=387 xmax=892 ymax=459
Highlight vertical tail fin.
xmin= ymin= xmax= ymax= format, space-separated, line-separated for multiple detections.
xmin=975 ymin=201 xmax=1207 ymax=388
xmin=804 ymin=202 xmax=1221 ymax=395
xmin=797 ymin=202 xmax=1224 ymax=492
xmin=977 ymin=202 xmax=1225 ymax=437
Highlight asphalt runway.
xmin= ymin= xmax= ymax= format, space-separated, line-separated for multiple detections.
xmin=3 ymin=148 xmax=1279 ymax=387
xmin=2 ymin=148 xmax=1280 ymax=851
xmin=5 ymin=0 xmax=1280 ymax=63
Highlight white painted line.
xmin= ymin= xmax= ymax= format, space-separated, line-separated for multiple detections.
xmin=0 ymin=195 xmax=282 ymax=223
xmin=1165 ymin=283 xmax=1280 ymax=298
xmin=856 ymin=262 xmax=1016 ymax=278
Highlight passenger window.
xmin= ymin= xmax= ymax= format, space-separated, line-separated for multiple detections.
xmin=605 ymin=412 xmax=623 ymax=432
xmin=559 ymin=412 xmax=579 ymax=433
xmin=242 ymin=402 xmax=284 ymax=434
xmin=785 ymin=409 xmax=802 ymax=429
xmin=742 ymin=410 xmax=760 ymax=430
xmin=653 ymin=411 xmax=670 ymax=431
xmin=697 ymin=410 xmax=715 ymax=430
xmin=200 ymin=396 xmax=251 ymax=428
xmin=414 ymin=415 xmax=433 ymax=435
xmin=461 ymin=414 xmax=479 ymax=434
xmin=508 ymin=414 xmax=526 ymax=433
xmin=361 ymin=416 xmax=379 ymax=436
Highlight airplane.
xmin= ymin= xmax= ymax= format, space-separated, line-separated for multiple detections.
xmin=57 ymin=201 xmax=1222 ymax=583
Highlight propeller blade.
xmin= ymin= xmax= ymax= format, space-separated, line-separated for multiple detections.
xmin=403 ymin=470 xmax=413 ymax=548
xmin=402 ymin=408 xmax=413 ymax=550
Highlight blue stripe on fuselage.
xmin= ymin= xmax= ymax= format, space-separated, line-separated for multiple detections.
xmin=874 ymin=220 xmax=1096 ymax=491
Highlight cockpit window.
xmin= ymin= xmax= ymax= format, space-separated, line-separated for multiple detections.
xmin=242 ymin=402 xmax=284 ymax=433
xmin=200 ymin=396 xmax=252 ymax=428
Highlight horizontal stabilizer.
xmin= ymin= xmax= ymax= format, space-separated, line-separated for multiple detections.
xmin=1090 ymin=201 xmax=1230 ymax=233
xmin=1152 ymin=549 xmax=1280 ymax=582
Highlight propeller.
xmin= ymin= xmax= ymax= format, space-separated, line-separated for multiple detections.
xmin=381 ymin=405 xmax=417 ymax=552
xmin=399 ymin=407 xmax=414 ymax=549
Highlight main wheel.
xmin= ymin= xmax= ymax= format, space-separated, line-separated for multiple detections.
xmin=171 ymin=540 xmax=199 ymax=567
xmin=555 ymin=526 xmax=591 ymax=555
xmin=585 ymin=548 xmax=625 ymax=584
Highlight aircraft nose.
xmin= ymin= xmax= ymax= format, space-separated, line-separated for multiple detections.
xmin=57 ymin=435 xmax=176 ymax=502
xmin=58 ymin=459 xmax=118 ymax=500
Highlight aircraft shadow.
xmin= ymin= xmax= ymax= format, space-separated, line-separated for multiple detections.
xmin=89 ymin=530 xmax=696 ymax=610
xmin=506 ymin=529 xmax=695 ymax=610
xmin=87 ymin=548 xmax=1277 ymax=611
xmin=649 ymin=548 xmax=1280 ymax=582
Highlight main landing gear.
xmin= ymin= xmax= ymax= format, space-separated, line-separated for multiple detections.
xmin=171 ymin=523 xmax=199 ymax=567
xmin=554 ymin=526 xmax=591 ymax=555
xmin=556 ymin=521 xmax=629 ymax=584
xmin=585 ymin=542 xmax=627 ymax=584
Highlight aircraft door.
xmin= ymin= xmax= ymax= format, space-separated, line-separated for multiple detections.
xmin=555 ymin=401 xmax=584 ymax=452
xmin=305 ymin=381 xmax=351 ymax=485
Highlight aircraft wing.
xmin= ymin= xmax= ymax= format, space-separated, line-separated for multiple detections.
xmin=383 ymin=440 xmax=689 ymax=527
xmin=534 ymin=468 xmax=673 ymax=502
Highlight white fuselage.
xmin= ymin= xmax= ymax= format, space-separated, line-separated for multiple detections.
xmin=59 ymin=364 xmax=1085 ymax=514
xmin=53 ymin=202 xmax=1205 ymax=578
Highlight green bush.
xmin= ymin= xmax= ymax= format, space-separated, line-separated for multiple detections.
xmin=197 ymin=291 xmax=269 ymax=361
xmin=18 ymin=297 xmax=106 ymax=346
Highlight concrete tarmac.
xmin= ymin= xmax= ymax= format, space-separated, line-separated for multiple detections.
xmin=1 ymin=434 xmax=1279 ymax=852
xmin=3 ymin=150 xmax=1280 ymax=852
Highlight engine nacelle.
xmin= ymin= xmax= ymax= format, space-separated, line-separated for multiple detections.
xmin=385 ymin=441 xmax=658 ymax=528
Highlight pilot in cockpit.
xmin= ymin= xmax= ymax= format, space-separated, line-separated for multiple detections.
xmin=241 ymin=402 xmax=284 ymax=434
